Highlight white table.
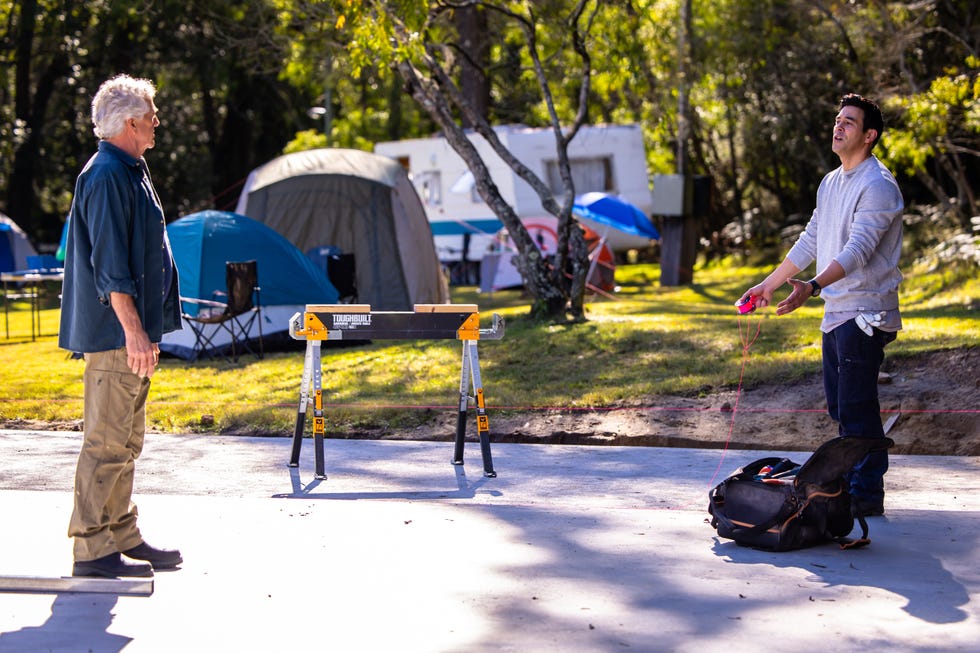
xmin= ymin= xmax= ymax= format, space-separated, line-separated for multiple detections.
xmin=1 ymin=270 xmax=63 ymax=340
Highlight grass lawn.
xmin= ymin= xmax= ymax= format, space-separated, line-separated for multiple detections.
xmin=1 ymin=259 xmax=976 ymax=435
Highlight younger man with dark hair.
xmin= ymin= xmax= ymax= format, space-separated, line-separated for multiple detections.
xmin=738 ymin=93 xmax=904 ymax=516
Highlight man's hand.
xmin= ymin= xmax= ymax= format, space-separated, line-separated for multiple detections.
xmin=737 ymin=258 xmax=802 ymax=314
xmin=776 ymin=278 xmax=813 ymax=315
xmin=110 ymin=291 xmax=158 ymax=378
xmin=736 ymin=283 xmax=771 ymax=311
xmin=125 ymin=331 xmax=159 ymax=378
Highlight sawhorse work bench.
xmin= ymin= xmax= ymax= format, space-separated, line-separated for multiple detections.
xmin=288 ymin=304 xmax=505 ymax=479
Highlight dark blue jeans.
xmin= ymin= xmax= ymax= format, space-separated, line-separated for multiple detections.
xmin=822 ymin=319 xmax=896 ymax=502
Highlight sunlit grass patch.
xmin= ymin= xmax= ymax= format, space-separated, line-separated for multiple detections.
xmin=0 ymin=258 xmax=974 ymax=435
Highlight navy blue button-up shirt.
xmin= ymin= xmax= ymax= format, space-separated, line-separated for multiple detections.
xmin=59 ymin=141 xmax=181 ymax=353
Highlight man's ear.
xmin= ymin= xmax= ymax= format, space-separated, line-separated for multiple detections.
xmin=865 ymin=129 xmax=878 ymax=144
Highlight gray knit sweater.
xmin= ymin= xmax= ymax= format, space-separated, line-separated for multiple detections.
xmin=787 ymin=155 xmax=904 ymax=332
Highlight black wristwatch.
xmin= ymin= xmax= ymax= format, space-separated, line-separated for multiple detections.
xmin=808 ymin=279 xmax=822 ymax=297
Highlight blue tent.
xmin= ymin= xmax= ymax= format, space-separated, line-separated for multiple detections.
xmin=168 ymin=210 xmax=338 ymax=310
xmin=0 ymin=213 xmax=39 ymax=273
xmin=56 ymin=219 xmax=69 ymax=262
xmin=161 ymin=210 xmax=338 ymax=358
xmin=0 ymin=223 xmax=15 ymax=272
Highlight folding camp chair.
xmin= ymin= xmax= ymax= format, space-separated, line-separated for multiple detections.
xmin=180 ymin=260 xmax=263 ymax=362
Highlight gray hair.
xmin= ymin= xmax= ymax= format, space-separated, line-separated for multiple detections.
xmin=91 ymin=74 xmax=156 ymax=140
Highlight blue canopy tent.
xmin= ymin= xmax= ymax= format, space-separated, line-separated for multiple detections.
xmin=571 ymin=192 xmax=659 ymax=291
xmin=161 ymin=210 xmax=339 ymax=359
xmin=572 ymin=192 xmax=660 ymax=250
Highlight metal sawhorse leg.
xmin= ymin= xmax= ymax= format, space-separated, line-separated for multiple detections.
xmin=289 ymin=337 xmax=496 ymax=479
xmin=453 ymin=338 xmax=495 ymax=476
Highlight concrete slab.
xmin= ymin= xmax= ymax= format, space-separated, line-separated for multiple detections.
xmin=0 ymin=429 xmax=977 ymax=652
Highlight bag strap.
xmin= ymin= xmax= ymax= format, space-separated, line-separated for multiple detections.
xmin=802 ymin=487 xmax=874 ymax=549
xmin=709 ymin=496 xmax=800 ymax=538
xmin=833 ymin=508 xmax=871 ymax=549
xmin=799 ymin=488 xmax=873 ymax=550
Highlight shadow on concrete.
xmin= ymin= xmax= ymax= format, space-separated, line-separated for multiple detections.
xmin=278 ymin=463 xmax=502 ymax=500
xmin=0 ymin=594 xmax=132 ymax=652
xmin=710 ymin=511 xmax=975 ymax=625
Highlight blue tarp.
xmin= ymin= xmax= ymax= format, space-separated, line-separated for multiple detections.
xmin=167 ymin=210 xmax=338 ymax=312
xmin=573 ymin=192 xmax=660 ymax=240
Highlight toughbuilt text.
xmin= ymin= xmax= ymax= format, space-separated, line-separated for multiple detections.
xmin=331 ymin=314 xmax=372 ymax=329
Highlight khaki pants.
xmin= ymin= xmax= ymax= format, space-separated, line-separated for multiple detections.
xmin=68 ymin=347 xmax=149 ymax=562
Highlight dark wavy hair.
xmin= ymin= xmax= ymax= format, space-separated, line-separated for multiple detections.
xmin=840 ymin=93 xmax=884 ymax=149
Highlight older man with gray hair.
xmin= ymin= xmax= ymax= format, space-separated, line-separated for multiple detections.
xmin=60 ymin=74 xmax=183 ymax=578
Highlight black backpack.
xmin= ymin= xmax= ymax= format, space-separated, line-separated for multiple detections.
xmin=708 ymin=436 xmax=894 ymax=551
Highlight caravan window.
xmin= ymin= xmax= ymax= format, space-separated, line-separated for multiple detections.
xmin=545 ymin=157 xmax=614 ymax=197
xmin=415 ymin=170 xmax=442 ymax=207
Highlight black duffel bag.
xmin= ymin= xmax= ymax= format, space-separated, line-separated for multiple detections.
xmin=708 ymin=436 xmax=893 ymax=551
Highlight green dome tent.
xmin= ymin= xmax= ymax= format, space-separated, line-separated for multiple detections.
xmin=235 ymin=148 xmax=449 ymax=310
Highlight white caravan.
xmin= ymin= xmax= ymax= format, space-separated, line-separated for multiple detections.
xmin=374 ymin=124 xmax=653 ymax=264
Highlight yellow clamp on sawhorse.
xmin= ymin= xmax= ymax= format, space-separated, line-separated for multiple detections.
xmin=288 ymin=303 xmax=505 ymax=480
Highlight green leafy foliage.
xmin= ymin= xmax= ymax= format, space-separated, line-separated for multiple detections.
xmin=882 ymin=60 xmax=980 ymax=177
xmin=1 ymin=0 xmax=976 ymax=267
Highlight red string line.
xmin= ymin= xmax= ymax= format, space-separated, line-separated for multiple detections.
xmin=703 ymin=315 xmax=763 ymax=491
xmin=2 ymin=401 xmax=972 ymax=415
xmin=2 ymin=398 xmax=972 ymax=415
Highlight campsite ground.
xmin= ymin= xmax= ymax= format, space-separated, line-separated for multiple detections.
xmin=332 ymin=346 xmax=979 ymax=457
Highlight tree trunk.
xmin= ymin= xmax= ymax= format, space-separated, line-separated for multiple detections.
xmin=453 ymin=4 xmax=490 ymax=127
xmin=938 ymin=147 xmax=977 ymax=224
xmin=396 ymin=59 xmax=573 ymax=323
xmin=7 ymin=0 xmax=39 ymax=227
xmin=6 ymin=0 xmax=76 ymax=241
